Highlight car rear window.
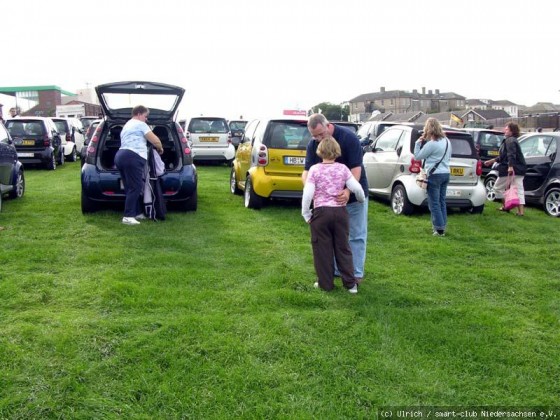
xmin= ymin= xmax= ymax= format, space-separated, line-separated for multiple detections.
xmin=6 ymin=121 xmax=46 ymax=136
xmin=479 ymin=132 xmax=504 ymax=148
xmin=54 ymin=121 xmax=69 ymax=134
xmin=188 ymin=118 xmax=229 ymax=134
xmin=447 ymin=132 xmax=477 ymax=158
xmin=264 ymin=120 xmax=310 ymax=150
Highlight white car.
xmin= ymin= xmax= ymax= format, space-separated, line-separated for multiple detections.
xmin=363 ymin=124 xmax=486 ymax=215
xmin=187 ymin=117 xmax=235 ymax=163
xmin=52 ymin=117 xmax=85 ymax=161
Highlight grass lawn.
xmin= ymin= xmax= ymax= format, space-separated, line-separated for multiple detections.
xmin=0 ymin=161 xmax=559 ymax=418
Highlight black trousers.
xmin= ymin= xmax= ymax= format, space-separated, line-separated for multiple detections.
xmin=310 ymin=206 xmax=356 ymax=291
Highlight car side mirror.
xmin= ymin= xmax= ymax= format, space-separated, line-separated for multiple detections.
xmin=396 ymin=145 xmax=403 ymax=156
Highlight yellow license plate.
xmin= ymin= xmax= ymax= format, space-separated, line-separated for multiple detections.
xmin=488 ymin=150 xmax=499 ymax=156
xmin=451 ymin=167 xmax=464 ymax=176
xmin=23 ymin=139 xmax=35 ymax=145
xmin=200 ymin=137 xmax=219 ymax=142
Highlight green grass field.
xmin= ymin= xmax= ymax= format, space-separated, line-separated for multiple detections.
xmin=1 ymin=162 xmax=558 ymax=418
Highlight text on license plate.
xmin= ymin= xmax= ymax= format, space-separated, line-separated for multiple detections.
xmin=17 ymin=152 xmax=34 ymax=157
xmin=450 ymin=167 xmax=464 ymax=176
xmin=199 ymin=137 xmax=219 ymax=142
xmin=23 ymin=139 xmax=35 ymax=145
xmin=284 ymin=156 xmax=305 ymax=165
xmin=446 ymin=189 xmax=461 ymax=197
xmin=488 ymin=150 xmax=499 ymax=156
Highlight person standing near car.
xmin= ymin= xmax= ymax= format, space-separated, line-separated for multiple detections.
xmin=115 ymin=105 xmax=163 ymax=225
xmin=302 ymin=136 xmax=365 ymax=293
xmin=413 ymin=118 xmax=451 ymax=236
xmin=483 ymin=121 xmax=526 ymax=216
xmin=303 ymin=113 xmax=369 ymax=283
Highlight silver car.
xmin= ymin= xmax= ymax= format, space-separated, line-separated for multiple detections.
xmin=363 ymin=124 xmax=486 ymax=215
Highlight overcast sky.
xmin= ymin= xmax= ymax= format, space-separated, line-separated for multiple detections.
xmin=1 ymin=0 xmax=558 ymax=120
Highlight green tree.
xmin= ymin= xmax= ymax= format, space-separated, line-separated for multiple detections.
xmin=309 ymin=102 xmax=349 ymax=121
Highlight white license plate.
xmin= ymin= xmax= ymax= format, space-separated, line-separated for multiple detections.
xmin=17 ymin=153 xmax=34 ymax=157
xmin=284 ymin=156 xmax=305 ymax=165
xmin=446 ymin=189 xmax=461 ymax=197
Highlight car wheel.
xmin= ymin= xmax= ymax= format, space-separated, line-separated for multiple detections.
xmin=244 ymin=176 xmax=263 ymax=209
xmin=59 ymin=150 xmax=65 ymax=165
xmin=470 ymin=204 xmax=484 ymax=214
xmin=69 ymin=147 xmax=77 ymax=162
xmin=9 ymin=169 xmax=25 ymax=199
xmin=81 ymin=190 xmax=98 ymax=213
xmin=178 ymin=189 xmax=198 ymax=212
xmin=544 ymin=187 xmax=560 ymax=217
xmin=391 ymin=185 xmax=414 ymax=215
xmin=230 ymin=167 xmax=242 ymax=195
xmin=484 ymin=176 xmax=497 ymax=201
xmin=46 ymin=152 xmax=57 ymax=170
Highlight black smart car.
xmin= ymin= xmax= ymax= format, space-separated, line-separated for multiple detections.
xmin=81 ymin=81 xmax=197 ymax=213
xmin=484 ymin=132 xmax=560 ymax=216
xmin=5 ymin=117 xmax=64 ymax=170
xmin=0 ymin=121 xmax=25 ymax=212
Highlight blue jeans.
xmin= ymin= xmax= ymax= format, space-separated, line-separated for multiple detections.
xmin=335 ymin=198 xmax=368 ymax=278
xmin=115 ymin=149 xmax=146 ymax=217
xmin=427 ymin=173 xmax=450 ymax=231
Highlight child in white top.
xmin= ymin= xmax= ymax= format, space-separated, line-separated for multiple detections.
xmin=302 ymin=136 xmax=365 ymax=293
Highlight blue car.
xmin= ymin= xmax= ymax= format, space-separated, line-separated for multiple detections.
xmin=0 ymin=121 xmax=25 ymax=212
xmin=81 ymin=81 xmax=197 ymax=213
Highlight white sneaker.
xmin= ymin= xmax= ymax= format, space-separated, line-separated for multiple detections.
xmin=122 ymin=217 xmax=140 ymax=225
xmin=313 ymin=282 xmax=319 ymax=288
xmin=135 ymin=213 xmax=147 ymax=220
xmin=348 ymin=285 xmax=358 ymax=294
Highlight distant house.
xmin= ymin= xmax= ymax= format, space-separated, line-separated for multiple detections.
xmin=349 ymin=87 xmax=466 ymax=122
xmin=466 ymin=98 xmax=518 ymax=118
xmin=0 ymin=85 xmax=100 ymax=118
xmin=520 ymin=102 xmax=560 ymax=116
xmin=462 ymin=109 xmax=511 ymax=127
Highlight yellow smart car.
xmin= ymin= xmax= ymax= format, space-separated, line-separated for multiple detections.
xmin=230 ymin=117 xmax=311 ymax=209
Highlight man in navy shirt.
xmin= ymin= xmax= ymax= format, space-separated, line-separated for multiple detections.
xmin=302 ymin=113 xmax=369 ymax=283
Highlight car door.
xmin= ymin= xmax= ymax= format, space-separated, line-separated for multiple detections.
xmin=0 ymin=124 xmax=15 ymax=189
xmin=236 ymin=119 xmax=259 ymax=187
xmin=363 ymin=127 xmax=405 ymax=192
xmin=522 ymin=135 xmax=557 ymax=192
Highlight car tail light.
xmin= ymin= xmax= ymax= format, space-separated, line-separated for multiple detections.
xmin=257 ymin=145 xmax=268 ymax=166
xmin=475 ymin=143 xmax=481 ymax=156
xmin=186 ymin=131 xmax=191 ymax=141
xmin=227 ymin=131 xmax=232 ymax=145
xmin=409 ymin=158 xmax=422 ymax=173
xmin=177 ymin=123 xmax=193 ymax=165
xmin=43 ymin=134 xmax=50 ymax=147
xmin=66 ymin=133 xmax=72 ymax=142
xmin=476 ymin=160 xmax=482 ymax=176
xmin=85 ymin=124 xmax=103 ymax=165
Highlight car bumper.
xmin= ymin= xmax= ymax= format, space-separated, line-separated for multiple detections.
xmin=249 ymin=168 xmax=304 ymax=198
xmin=16 ymin=148 xmax=54 ymax=164
xmin=192 ymin=144 xmax=235 ymax=161
xmin=81 ymin=163 xmax=197 ymax=203
xmin=403 ymin=177 xmax=487 ymax=208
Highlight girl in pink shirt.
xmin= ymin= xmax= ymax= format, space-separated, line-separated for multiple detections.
xmin=302 ymin=136 xmax=365 ymax=293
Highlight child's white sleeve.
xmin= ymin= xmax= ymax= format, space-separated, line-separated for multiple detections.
xmin=346 ymin=177 xmax=365 ymax=203
xmin=301 ymin=182 xmax=315 ymax=222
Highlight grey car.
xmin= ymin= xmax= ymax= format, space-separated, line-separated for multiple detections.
xmin=363 ymin=124 xmax=486 ymax=215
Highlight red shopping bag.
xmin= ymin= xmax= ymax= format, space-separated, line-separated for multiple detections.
xmin=503 ymin=172 xmax=520 ymax=211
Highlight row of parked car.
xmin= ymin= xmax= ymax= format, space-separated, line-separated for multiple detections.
xmin=227 ymin=116 xmax=560 ymax=218
xmin=3 ymin=80 xmax=559 ymax=219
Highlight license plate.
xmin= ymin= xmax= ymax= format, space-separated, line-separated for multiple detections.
xmin=488 ymin=150 xmax=499 ymax=156
xmin=284 ymin=156 xmax=305 ymax=165
xmin=199 ymin=137 xmax=219 ymax=142
xmin=450 ymin=167 xmax=464 ymax=176
xmin=23 ymin=139 xmax=35 ymax=145
xmin=446 ymin=189 xmax=461 ymax=197
xmin=17 ymin=152 xmax=34 ymax=157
